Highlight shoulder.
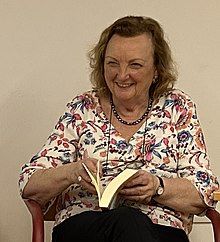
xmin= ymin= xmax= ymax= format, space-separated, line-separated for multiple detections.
xmin=165 ymin=89 xmax=193 ymax=102
xmin=66 ymin=90 xmax=99 ymax=112
xmin=157 ymin=89 xmax=195 ymax=108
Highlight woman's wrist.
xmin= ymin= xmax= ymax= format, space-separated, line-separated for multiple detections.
xmin=65 ymin=162 xmax=79 ymax=185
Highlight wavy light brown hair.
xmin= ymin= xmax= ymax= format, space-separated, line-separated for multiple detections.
xmin=88 ymin=16 xmax=177 ymax=100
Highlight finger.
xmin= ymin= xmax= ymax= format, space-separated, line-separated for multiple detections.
xmin=124 ymin=175 xmax=149 ymax=188
xmin=83 ymin=158 xmax=99 ymax=174
xmin=80 ymin=180 xmax=97 ymax=194
xmin=98 ymin=161 xmax=103 ymax=177
xmin=82 ymin=150 xmax=98 ymax=167
xmin=124 ymin=171 xmax=154 ymax=188
xmin=81 ymin=170 xmax=93 ymax=183
xmin=76 ymin=168 xmax=93 ymax=183
xmin=83 ymin=150 xmax=89 ymax=159
xmin=120 ymin=185 xmax=148 ymax=196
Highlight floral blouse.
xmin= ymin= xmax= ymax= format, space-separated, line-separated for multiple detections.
xmin=19 ymin=89 xmax=219 ymax=234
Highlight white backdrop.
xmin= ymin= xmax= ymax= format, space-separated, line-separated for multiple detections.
xmin=0 ymin=1 xmax=219 ymax=241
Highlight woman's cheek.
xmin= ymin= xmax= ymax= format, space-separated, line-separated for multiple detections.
xmin=105 ymin=69 xmax=116 ymax=83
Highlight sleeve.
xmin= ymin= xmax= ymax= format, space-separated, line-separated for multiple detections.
xmin=175 ymin=93 xmax=219 ymax=210
xmin=18 ymin=96 xmax=81 ymax=201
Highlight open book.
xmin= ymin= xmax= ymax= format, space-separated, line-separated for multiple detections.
xmin=82 ymin=162 xmax=138 ymax=209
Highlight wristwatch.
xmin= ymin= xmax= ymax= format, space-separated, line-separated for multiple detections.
xmin=155 ymin=176 xmax=164 ymax=196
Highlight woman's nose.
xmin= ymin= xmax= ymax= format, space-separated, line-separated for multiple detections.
xmin=117 ymin=66 xmax=130 ymax=81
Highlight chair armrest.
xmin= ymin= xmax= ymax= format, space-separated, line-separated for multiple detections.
xmin=206 ymin=208 xmax=220 ymax=242
xmin=24 ymin=199 xmax=44 ymax=242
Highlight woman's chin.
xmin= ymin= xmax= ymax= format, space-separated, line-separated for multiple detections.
xmin=113 ymin=93 xmax=134 ymax=102
xmin=112 ymin=86 xmax=135 ymax=100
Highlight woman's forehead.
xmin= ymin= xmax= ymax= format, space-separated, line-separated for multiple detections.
xmin=105 ymin=34 xmax=154 ymax=59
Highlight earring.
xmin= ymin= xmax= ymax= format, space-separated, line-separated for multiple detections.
xmin=153 ymin=76 xmax=158 ymax=84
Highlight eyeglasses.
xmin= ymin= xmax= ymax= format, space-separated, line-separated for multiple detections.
xmin=102 ymin=156 xmax=146 ymax=177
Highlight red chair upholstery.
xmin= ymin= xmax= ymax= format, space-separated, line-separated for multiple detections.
xmin=25 ymin=199 xmax=45 ymax=242
xmin=25 ymin=198 xmax=57 ymax=242
xmin=206 ymin=208 xmax=220 ymax=242
xmin=24 ymin=192 xmax=220 ymax=242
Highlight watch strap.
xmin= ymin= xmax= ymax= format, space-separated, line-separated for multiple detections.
xmin=155 ymin=176 xmax=164 ymax=196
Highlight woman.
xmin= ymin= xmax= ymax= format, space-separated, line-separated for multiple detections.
xmin=19 ymin=16 xmax=219 ymax=242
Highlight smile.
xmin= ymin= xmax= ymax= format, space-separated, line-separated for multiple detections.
xmin=116 ymin=82 xmax=134 ymax=88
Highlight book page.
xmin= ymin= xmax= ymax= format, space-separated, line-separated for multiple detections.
xmin=82 ymin=162 xmax=101 ymax=200
xmin=99 ymin=169 xmax=138 ymax=208
xmin=96 ymin=161 xmax=103 ymax=196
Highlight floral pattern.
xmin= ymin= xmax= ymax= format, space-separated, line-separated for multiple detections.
xmin=19 ymin=89 xmax=219 ymax=234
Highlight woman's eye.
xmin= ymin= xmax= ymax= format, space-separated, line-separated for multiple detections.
xmin=107 ymin=61 xmax=119 ymax=66
xmin=130 ymin=63 xmax=142 ymax=68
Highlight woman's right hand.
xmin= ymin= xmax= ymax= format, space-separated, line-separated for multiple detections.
xmin=68 ymin=152 xmax=101 ymax=194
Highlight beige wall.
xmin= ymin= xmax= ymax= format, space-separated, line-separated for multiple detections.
xmin=0 ymin=1 xmax=219 ymax=241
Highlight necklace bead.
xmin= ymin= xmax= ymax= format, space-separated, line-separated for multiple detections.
xmin=110 ymin=97 xmax=153 ymax=126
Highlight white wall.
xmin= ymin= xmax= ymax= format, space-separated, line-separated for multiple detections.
xmin=0 ymin=1 xmax=219 ymax=241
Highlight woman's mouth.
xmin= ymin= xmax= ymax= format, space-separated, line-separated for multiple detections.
xmin=116 ymin=82 xmax=134 ymax=88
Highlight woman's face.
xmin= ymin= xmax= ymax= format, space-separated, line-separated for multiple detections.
xmin=104 ymin=34 xmax=156 ymax=103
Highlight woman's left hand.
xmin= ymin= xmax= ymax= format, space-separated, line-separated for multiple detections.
xmin=120 ymin=170 xmax=159 ymax=204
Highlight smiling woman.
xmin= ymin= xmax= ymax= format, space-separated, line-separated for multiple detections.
xmin=19 ymin=16 xmax=219 ymax=242
xmin=104 ymin=34 xmax=155 ymax=106
xmin=88 ymin=16 xmax=177 ymax=101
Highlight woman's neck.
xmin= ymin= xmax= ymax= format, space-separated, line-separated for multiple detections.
xmin=111 ymin=95 xmax=149 ymax=119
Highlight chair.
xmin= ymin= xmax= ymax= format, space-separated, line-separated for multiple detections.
xmin=24 ymin=198 xmax=56 ymax=242
xmin=24 ymin=191 xmax=220 ymax=242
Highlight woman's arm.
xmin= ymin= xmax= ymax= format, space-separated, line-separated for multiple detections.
xmin=19 ymin=94 xmax=98 ymax=208
xmin=120 ymin=171 xmax=207 ymax=214
xmin=121 ymin=92 xmax=219 ymax=214
xmin=22 ymin=163 xmax=75 ymax=206
xmin=154 ymin=176 xmax=207 ymax=214
xmin=22 ymin=159 xmax=97 ymax=207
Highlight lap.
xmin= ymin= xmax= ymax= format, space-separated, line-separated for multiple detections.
xmin=52 ymin=206 xmax=189 ymax=242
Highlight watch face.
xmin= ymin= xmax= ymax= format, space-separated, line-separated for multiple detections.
xmin=157 ymin=186 xmax=164 ymax=195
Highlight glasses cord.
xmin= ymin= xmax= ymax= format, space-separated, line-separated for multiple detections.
xmin=103 ymin=98 xmax=151 ymax=174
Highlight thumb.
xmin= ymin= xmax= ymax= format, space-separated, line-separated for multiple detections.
xmin=83 ymin=150 xmax=89 ymax=159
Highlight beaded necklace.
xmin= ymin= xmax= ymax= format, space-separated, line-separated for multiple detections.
xmin=110 ymin=97 xmax=153 ymax=126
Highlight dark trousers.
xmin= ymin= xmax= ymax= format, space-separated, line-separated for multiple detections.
xmin=52 ymin=206 xmax=189 ymax=242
